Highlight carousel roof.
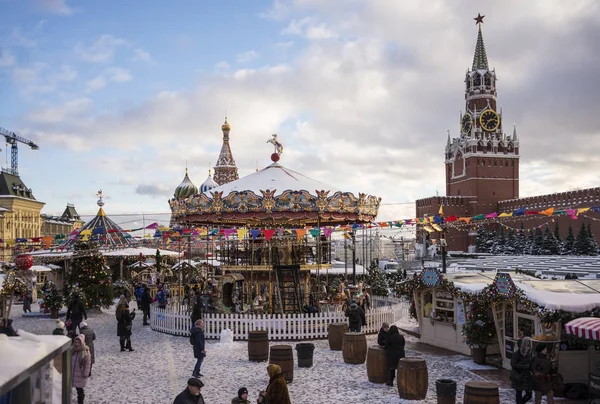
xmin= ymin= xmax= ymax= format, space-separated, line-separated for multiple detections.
xmin=169 ymin=155 xmax=381 ymax=226
xmin=205 ymin=162 xmax=341 ymax=197
xmin=58 ymin=191 xmax=137 ymax=249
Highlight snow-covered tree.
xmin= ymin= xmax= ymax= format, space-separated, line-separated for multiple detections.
xmin=367 ymin=261 xmax=389 ymax=296
xmin=475 ymin=227 xmax=489 ymax=253
xmin=563 ymin=226 xmax=575 ymax=255
xmin=504 ymin=230 xmax=516 ymax=255
xmin=491 ymin=226 xmax=506 ymax=255
xmin=586 ymin=223 xmax=599 ymax=256
xmin=514 ymin=224 xmax=527 ymax=255
xmin=68 ymin=240 xmax=114 ymax=309
xmin=542 ymin=226 xmax=561 ymax=255
xmin=532 ymin=228 xmax=544 ymax=255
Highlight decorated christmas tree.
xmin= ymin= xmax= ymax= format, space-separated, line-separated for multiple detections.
xmin=367 ymin=261 xmax=389 ymax=296
xmin=68 ymin=240 xmax=114 ymax=309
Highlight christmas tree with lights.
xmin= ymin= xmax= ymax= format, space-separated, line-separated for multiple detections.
xmin=68 ymin=240 xmax=113 ymax=309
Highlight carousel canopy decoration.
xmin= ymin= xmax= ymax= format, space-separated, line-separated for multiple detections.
xmin=169 ymin=135 xmax=381 ymax=226
xmin=59 ymin=190 xmax=137 ymax=249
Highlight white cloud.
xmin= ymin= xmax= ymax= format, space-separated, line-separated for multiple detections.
xmin=12 ymin=63 xmax=78 ymax=95
xmin=0 ymin=48 xmax=15 ymax=67
xmin=38 ymin=0 xmax=75 ymax=15
xmin=215 ymin=61 xmax=230 ymax=71
xmin=74 ymin=35 xmax=128 ymax=63
xmin=236 ymin=50 xmax=259 ymax=63
xmin=282 ymin=17 xmax=338 ymax=39
xmin=86 ymin=67 xmax=132 ymax=92
xmin=27 ymin=98 xmax=93 ymax=123
xmin=133 ymin=48 xmax=154 ymax=63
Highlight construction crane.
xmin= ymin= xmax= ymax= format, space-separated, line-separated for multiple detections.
xmin=0 ymin=127 xmax=39 ymax=177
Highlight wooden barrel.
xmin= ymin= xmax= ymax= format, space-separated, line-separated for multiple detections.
xmin=397 ymin=357 xmax=428 ymax=400
xmin=269 ymin=345 xmax=294 ymax=383
xmin=328 ymin=322 xmax=349 ymax=350
xmin=342 ymin=332 xmax=367 ymax=365
xmin=366 ymin=345 xmax=388 ymax=383
xmin=248 ymin=330 xmax=269 ymax=362
xmin=463 ymin=381 xmax=499 ymax=404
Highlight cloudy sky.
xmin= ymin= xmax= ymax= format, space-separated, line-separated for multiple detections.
xmin=1 ymin=0 xmax=599 ymax=222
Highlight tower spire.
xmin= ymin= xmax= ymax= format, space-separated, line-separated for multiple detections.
xmin=213 ymin=117 xmax=239 ymax=185
xmin=472 ymin=22 xmax=489 ymax=70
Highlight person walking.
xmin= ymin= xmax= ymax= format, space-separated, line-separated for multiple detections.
xmin=511 ymin=337 xmax=534 ymax=404
xmin=378 ymin=322 xmax=389 ymax=346
xmin=117 ymin=303 xmax=135 ymax=352
xmin=266 ymin=364 xmax=291 ymax=404
xmin=384 ymin=325 xmax=406 ymax=386
xmin=66 ymin=294 xmax=87 ymax=336
xmin=71 ymin=334 xmax=91 ymax=404
xmin=172 ymin=378 xmax=205 ymax=404
xmin=190 ymin=319 xmax=206 ymax=377
xmin=141 ymin=286 xmax=151 ymax=326
xmin=232 ymin=387 xmax=250 ymax=404
xmin=134 ymin=284 xmax=143 ymax=310
xmin=22 ymin=291 xmax=32 ymax=313
xmin=532 ymin=344 xmax=554 ymax=404
xmin=345 ymin=300 xmax=366 ymax=332
xmin=157 ymin=284 xmax=167 ymax=309
xmin=79 ymin=322 xmax=96 ymax=376
xmin=191 ymin=293 xmax=203 ymax=325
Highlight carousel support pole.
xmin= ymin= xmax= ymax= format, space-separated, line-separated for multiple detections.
xmin=119 ymin=258 xmax=123 ymax=279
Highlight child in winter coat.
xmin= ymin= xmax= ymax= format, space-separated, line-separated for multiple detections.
xmin=232 ymin=387 xmax=250 ymax=404
xmin=52 ymin=320 xmax=66 ymax=335
xmin=71 ymin=334 xmax=92 ymax=404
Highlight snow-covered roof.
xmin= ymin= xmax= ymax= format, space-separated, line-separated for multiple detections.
xmin=205 ymin=162 xmax=341 ymax=197
xmin=29 ymin=265 xmax=52 ymax=272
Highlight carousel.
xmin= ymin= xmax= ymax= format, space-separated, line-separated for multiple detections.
xmin=169 ymin=135 xmax=381 ymax=314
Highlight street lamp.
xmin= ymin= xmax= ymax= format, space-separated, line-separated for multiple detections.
xmin=351 ymin=231 xmax=357 ymax=286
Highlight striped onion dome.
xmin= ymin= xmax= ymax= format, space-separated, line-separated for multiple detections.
xmin=199 ymin=170 xmax=218 ymax=194
xmin=174 ymin=168 xmax=198 ymax=199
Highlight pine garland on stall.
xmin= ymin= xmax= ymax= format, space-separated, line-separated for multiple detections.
xmin=68 ymin=240 xmax=114 ymax=309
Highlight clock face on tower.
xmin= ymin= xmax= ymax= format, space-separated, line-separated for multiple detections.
xmin=461 ymin=114 xmax=473 ymax=134
xmin=480 ymin=109 xmax=500 ymax=132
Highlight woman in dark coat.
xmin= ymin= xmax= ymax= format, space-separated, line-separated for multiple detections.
xmin=384 ymin=325 xmax=406 ymax=386
xmin=141 ymin=287 xmax=151 ymax=325
xmin=266 ymin=364 xmax=291 ymax=404
xmin=117 ymin=303 xmax=135 ymax=352
xmin=66 ymin=294 xmax=87 ymax=335
xmin=510 ymin=337 xmax=534 ymax=404
xmin=378 ymin=322 xmax=389 ymax=346
xmin=79 ymin=322 xmax=96 ymax=376
xmin=531 ymin=344 xmax=554 ymax=404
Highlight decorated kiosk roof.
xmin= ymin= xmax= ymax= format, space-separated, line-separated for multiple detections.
xmin=169 ymin=139 xmax=381 ymax=226
xmin=59 ymin=190 xmax=137 ymax=249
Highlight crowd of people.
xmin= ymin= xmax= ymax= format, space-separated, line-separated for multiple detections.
xmin=510 ymin=337 xmax=556 ymax=404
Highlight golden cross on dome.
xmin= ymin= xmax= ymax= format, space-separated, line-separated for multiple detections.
xmin=474 ymin=13 xmax=485 ymax=25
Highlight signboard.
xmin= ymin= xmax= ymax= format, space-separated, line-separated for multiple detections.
xmin=456 ymin=299 xmax=466 ymax=325
xmin=422 ymin=268 xmax=442 ymax=288
xmin=493 ymin=273 xmax=516 ymax=298
xmin=505 ymin=339 xmax=515 ymax=359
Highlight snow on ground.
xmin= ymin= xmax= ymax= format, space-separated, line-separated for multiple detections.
xmin=10 ymin=302 xmax=517 ymax=404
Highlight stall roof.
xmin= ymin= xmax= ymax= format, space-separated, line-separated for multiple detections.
xmin=443 ymin=272 xmax=538 ymax=294
xmin=516 ymin=279 xmax=600 ymax=312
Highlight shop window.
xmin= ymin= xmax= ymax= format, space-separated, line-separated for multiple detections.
xmin=505 ymin=305 xmax=514 ymax=338
xmin=433 ymin=290 xmax=455 ymax=323
xmin=423 ymin=291 xmax=433 ymax=318
xmin=517 ymin=316 xmax=536 ymax=339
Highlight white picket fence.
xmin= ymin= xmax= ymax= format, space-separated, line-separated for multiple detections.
xmin=150 ymin=297 xmax=410 ymax=340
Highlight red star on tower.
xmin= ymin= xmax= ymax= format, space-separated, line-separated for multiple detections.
xmin=474 ymin=13 xmax=485 ymax=25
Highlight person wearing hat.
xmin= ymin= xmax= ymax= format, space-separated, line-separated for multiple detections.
xmin=266 ymin=364 xmax=291 ymax=404
xmin=378 ymin=322 xmax=390 ymax=346
xmin=79 ymin=322 xmax=96 ymax=376
xmin=172 ymin=377 xmax=205 ymax=404
xmin=345 ymin=299 xmax=366 ymax=332
xmin=53 ymin=319 xmax=66 ymax=335
xmin=511 ymin=337 xmax=534 ymax=404
xmin=531 ymin=343 xmax=554 ymax=404
xmin=231 ymin=387 xmax=250 ymax=404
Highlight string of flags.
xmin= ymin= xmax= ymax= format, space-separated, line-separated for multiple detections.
xmin=5 ymin=205 xmax=600 ymax=247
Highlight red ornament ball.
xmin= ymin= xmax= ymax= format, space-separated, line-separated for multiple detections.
xmin=15 ymin=254 xmax=33 ymax=270
xmin=270 ymin=153 xmax=280 ymax=163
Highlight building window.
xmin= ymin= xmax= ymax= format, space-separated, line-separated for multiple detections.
xmin=494 ymin=160 xmax=497 ymax=166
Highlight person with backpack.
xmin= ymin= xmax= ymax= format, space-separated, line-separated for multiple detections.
xmin=66 ymin=294 xmax=87 ymax=336
xmin=157 ymin=285 xmax=167 ymax=309
xmin=190 ymin=319 xmax=206 ymax=377
xmin=345 ymin=299 xmax=366 ymax=332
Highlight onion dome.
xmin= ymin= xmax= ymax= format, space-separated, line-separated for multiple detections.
xmin=221 ymin=117 xmax=231 ymax=131
xmin=174 ymin=168 xmax=198 ymax=199
xmin=200 ymin=169 xmax=218 ymax=194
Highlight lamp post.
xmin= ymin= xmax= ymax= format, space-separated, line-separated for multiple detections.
xmin=440 ymin=220 xmax=447 ymax=274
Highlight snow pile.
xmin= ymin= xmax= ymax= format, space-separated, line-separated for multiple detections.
xmin=453 ymin=282 xmax=490 ymax=294
xmin=219 ymin=328 xmax=234 ymax=344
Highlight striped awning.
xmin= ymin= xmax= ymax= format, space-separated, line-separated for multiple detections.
xmin=564 ymin=317 xmax=600 ymax=340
